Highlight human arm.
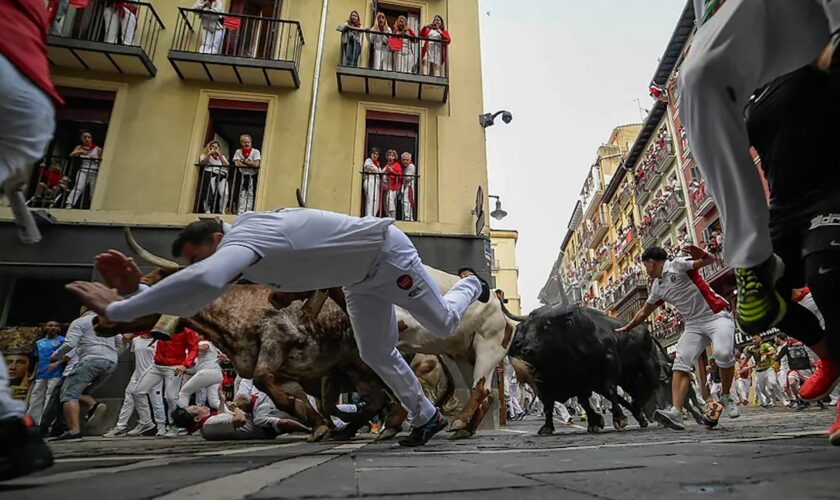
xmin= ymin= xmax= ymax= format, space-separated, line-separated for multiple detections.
xmin=678 ymin=245 xmax=716 ymax=269
xmin=52 ymin=316 xmax=88 ymax=360
xmin=182 ymin=329 xmax=200 ymax=370
xmin=615 ymin=301 xmax=658 ymax=333
xmin=67 ymin=245 xmax=259 ymax=322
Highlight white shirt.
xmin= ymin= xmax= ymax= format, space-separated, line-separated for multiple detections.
xmin=195 ymin=340 xmax=221 ymax=371
xmin=233 ymin=148 xmax=261 ymax=175
xmin=54 ymin=312 xmax=121 ymax=363
xmin=106 ymin=208 xmax=394 ymax=321
xmin=646 ymin=257 xmax=729 ymax=323
xmin=200 ymin=153 xmax=227 ymax=175
xmin=62 ymin=348 xmax=78 ymax=376
xmin=131 ymin=335 xmax=157 ymax=374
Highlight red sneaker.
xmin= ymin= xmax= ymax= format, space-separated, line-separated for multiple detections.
xmin=800 ymin=358 xmax=839 ymax=402
xmin=830 ymin=403 xmax=840 ymax=447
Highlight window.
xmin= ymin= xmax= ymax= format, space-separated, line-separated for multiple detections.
xmin=194 ymin=99 xmax=267 ymax=215
xmin=26 ymin=87 xmax=116 ymax=210
xmin=361 ymin=111 xmax=419 ymax=221
xmin=225 ymin=0 xmax=283 ymax=58
xmin=1 ymin=277 xmax=85 ymax=327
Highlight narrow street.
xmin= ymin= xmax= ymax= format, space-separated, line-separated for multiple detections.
xmin=2 ymin=406 xmax=837 ymax=499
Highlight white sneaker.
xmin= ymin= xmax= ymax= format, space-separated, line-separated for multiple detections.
xmin=126 ymin=422 xmax=156 ymax=436
xmin=654 ymin=407 xmax=686 ymax=430
xmin=164 ymin=427 xmax=187 ymax=438
xmin=103 ymin=426 xmax=128 ymax=438
xmin=155 ymin=425 xmax=167 ymax=437
xmin=721 ymin=394 xmax=740 ymax=419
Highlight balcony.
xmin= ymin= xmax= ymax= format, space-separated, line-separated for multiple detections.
xmin=700 ymin=255 xmax=731 ymax=284
xmin=580 ymin=210 xmax=608 ymax=249
xmin=24 ymin=156 xmax=102 ymax=210
xmin=608 ymin=275 xmax=649 ymax=311
xmin=664 ymin=191 xmax=686 ymax=223
xmin=169 ymin=8 xmax=304 ymax=88
xmin=653 ymin=141 xmax=675 ymax=174
xmin=360 ymin=172 xmax=419 ymax=221
xmin=580 ymin=167 xmax=604 ymax=220
xmin=47 ymin=0 xmax=163 ymax=76
xmin=336 ymin=29 xmax=449 ymax=103
xmin=614 ymin=226 xmax=636 ymax=260
xmin=689 ymin=181 xmax=714 ymax=220
xmin=596 ymin=246 xmax=613 ymax=275
xmin=193 ymin=164 xmax=260 ymax=215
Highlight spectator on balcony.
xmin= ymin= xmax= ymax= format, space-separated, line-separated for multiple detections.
xmin=420 ymin=15 xmax=450 ymax=77
xmin=193 ymin=0 xmax=225 ymax=55
xmin=363 ymin=147 xmax=383 ymax=217
xmin=337 ymin=10 xmax=363 ymax=67
xmin=400 ymin=152 xmax=416 ymax=221
xmin=103 ymin=0 xmax=138 ymax=46
xmin=198 ymin=140 xmax=230 ymax=214
xmin=368 ymin=12 xmax=392 ymax=71
xmin=389 ymin=16 xmax=415 ymax=74
xmin=28 ymin=159 xmax=69 ymax=208
xmin=383 ymin=149 xmax=402 ymax=219
xmin=233 ymin=134 xmax=260 ymax=214
xmin=65 ymin=130 xmax=101 ymax=209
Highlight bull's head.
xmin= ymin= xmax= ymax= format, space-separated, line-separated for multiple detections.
xmin=506 ymin=305 xmax=556 ymax=363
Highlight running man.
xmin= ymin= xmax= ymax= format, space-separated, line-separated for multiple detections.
xmin=616 ymin=245 xmax=739 ymax=430
xmin=680 ymin=0 xmax=840 ymax=337
xmin=66 ymin=208 xmax=491 ymax=447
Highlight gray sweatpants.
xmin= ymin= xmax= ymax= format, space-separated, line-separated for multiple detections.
xmin=680 ymin=0 xmax=839 ymax=268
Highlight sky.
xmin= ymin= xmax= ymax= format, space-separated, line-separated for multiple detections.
xmin=479 ymin=0 xmax=688 ymax=312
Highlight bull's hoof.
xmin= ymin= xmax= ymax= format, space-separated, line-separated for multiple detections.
xmin=537 ymin=425 xmax=555 ymax=436
xmin=593 ymin=414 xmax=606 ymax=430
xmin=307 ymin=425 xmax=330 ymax=442
xmin=375 ymin=427 xmax=400 ymax=441
xmin=449 ymin=419 xmax=467 ymax=432
xmin=587 ymin=424 xmax=603 ymax=433
xmin=449 ymin=429 xmax=474 ymax=440
xmin=636 ymin=415 xmax=649 ymax=428
xmin=614 ymin=416 xmax=628 ymax=430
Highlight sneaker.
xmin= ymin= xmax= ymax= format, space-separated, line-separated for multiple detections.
xmin=51 ymin=432 xmax=82 ymax=441
xmin=103 ymin=426 xmax=128 ymax=438
xmin=734 ymin=255 xmax=786 ymax=335
xmin=164 ymin=427 xmax=187 ymax=438
xmin=0 ymin=416 xmax=54 ymax=481
xmin=370 ymin=423 xmax=381 ymax=434
xmin=830 ymin=406 xmax=840 ymax=446
xmin=704 ymin=401 xmax=724 ymax=428
xmin=398 ymin=411 xmax=448 ymax=447
xmin=800 ymin=359 xmax=840 ymax=402
xmin=721 ymin=395 xmax=740 ymax=419
xmin=86 ymin=402 xmax=107 ymax=426
xmin=155 ymin=425 xmax=167 ymax=437
xmin=126 ymin=422 xmax=156 ymax=437
xmin=457 ymin=268 xmax=490 ymax=303
xmin=654 ymin=408 xmax=686 ymax=430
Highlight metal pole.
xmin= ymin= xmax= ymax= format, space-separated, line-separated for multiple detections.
xmin=301 ymin=0 xmax=329 ymax=205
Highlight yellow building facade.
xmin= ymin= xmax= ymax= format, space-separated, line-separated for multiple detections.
xmin=0 ymin=0 xmax=491 ymax=326
xmin=490 ymin=229 xmax=520 ymax=315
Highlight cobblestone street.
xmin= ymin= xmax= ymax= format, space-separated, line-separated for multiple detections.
xmin=2 ymin=406 xmax=838 ymax=499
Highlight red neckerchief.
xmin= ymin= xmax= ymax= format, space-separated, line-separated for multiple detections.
xmin=371 ymin=158 xmax=380 ymax=167
xmin=240 ymin=147 xmax=253 ymax=159
xmin=190 ymin=411 xmax=217 ymax=433
xmin=250 ymin=394 xmax=258 ymax=410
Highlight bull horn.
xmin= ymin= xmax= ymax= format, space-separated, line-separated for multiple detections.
xmin=124 ymin=227 xmax=180 ymax=273
xmin=302 ymin=289 xmax=328 ymax=319
xmin=296 ymin=188 xmax=307 ymax=208
xmin=499 ymin=299 xmax=529 ymax=322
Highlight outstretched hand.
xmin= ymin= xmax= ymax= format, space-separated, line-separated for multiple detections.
xmin=65 ymin=281 xmax=123 ymax=317
xmin=95 ymin=250 xmax=142 ymax=295
xmin=615 ymin=324 xmax=632 ymax=334
xmin=682 ymin=244 xmax=706 ymax=260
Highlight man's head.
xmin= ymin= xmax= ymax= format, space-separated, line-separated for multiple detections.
xmin=239 ymin=134 xmax=252 ymax=149
xmin=752 ymin=334 xmax=762 ymax=346
xmin=401 ymin=152 xmax=412 ymax=167
xmin=6 ymin=354 xmax=30 ymax=385
xmin=640 ymin=246 xmax=668 ymax=279
xmin=171 ymin=405 xmax=212 ymax=430
xmin=233 ymin=394 xmax=253 ymax=412
xmin=43 ymin=320 xmax=61 ymax=338
xmin=79 ymin=130 xmax=93 ymax=147
xmin=172 ymin=219 xmax=224 ymax=265
xmin=776 ymin=333 xmax=788 ymax=345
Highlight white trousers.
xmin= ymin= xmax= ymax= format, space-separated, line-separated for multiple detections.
xmin=506 ymin=379 xmax=523 ymax=416
xmin=178 ymin=368 xmax=222 ymax=410
xmin=344 ymin=226 xmax=482 ymax=426
xmin=777 ymin=369 xmax=790 ymax=397
xmin=237 ymin=173 xmax=257 ymax=214
xmin=710 ymin=382 xmax=722 ymax=402
xmin=134 ymin=365 xmax=182 ymax=425
xmin=735 ymin=378 xmax=751 ymax=402
xmin=116 ymin=370 xmax=166 ymax=429
xmin=103 ymin=6 xmax=137 ymax=45
xmin=755 ymin=369 xmax=783 ymax=406
xmin=25 ymin=378 xmax=60 ymax=425
xmin=554 ymin=401 xmax=571 ymax=422
xmin=66 ymin=168 xmax=97 ymax=208
xmin=679 ymin=0 xmax=838 ymax=267
xmin=200 ymin=26 xmax=225 ymax=54
xmin=673 ymin=312 xmax=736 ymax=373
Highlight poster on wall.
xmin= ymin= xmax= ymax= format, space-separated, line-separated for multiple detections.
xmin=1 ymin=327 xmax=42 ymax=401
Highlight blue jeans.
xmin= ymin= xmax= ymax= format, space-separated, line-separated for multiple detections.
xmin=343 ymin=40 xmax=361 ymax=67
xmin=60 ymin=358 xmax=117 ymax=402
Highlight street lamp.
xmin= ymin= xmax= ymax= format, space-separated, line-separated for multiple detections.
xmin=489 ymin=195 xmax=507 ymax=220
xmin=479 ymin=110 xmax=513 ymax=128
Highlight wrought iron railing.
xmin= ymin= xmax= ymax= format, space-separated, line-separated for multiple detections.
xmin=338 ymin=27 xmax=450 ymax=78
xmin=50 ymin=0 xmax=164 ymax=59
xmin=689 ymin=180 xmax=713 ymax=215
xmin=172 ymin=8 xmax=303 ymax=66
xmin=361 ymin=171 xmax=419 ymax=221
xmin=194 ymin=164 xmax=260 ymax=215
xmin=25 ymin=156 xmax=102 ymax=210
xmin=606 ymin=274 xmax=649 ymax=309
xmin=700 ymin=255 xmax=729 ymax=283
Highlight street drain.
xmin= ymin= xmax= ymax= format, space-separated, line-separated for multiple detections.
xmin=683 ymin=484 xmax=733 ymax=494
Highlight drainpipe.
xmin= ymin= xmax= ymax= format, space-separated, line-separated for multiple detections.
xmin=301 ymin=0 xmax=329 ymax=204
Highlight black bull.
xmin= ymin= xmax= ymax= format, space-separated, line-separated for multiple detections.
xmin=506 ymin=304 xmax=698 ymax=435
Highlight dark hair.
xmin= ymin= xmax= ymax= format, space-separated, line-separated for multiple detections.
xmin=172 ymin=219 xmax=223 ymax=258
xmin=641 ymin=246 xmax=668 ymax=262
xmin=370 ymin=147 xmax=380 ymax=155
xmin=171 ymin=406 xmax=199 ymax=430
xmin=79 ymin=129 xmax=92 ymax=138
xmin=777 ymin=333 xmax=788 ymax=340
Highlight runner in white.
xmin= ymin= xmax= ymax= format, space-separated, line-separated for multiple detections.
xmin=177 ymin=338 xmax=223 ymax=412
xmin=103 ymin=332 xmax=167 ymax=437
xmin=616 ymin=245 xmax=738 ymax=430
xmin=680 ymin=0 xmax=840 ymax=336
xmin=66 ymin=208 xmax=491 ymax=447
